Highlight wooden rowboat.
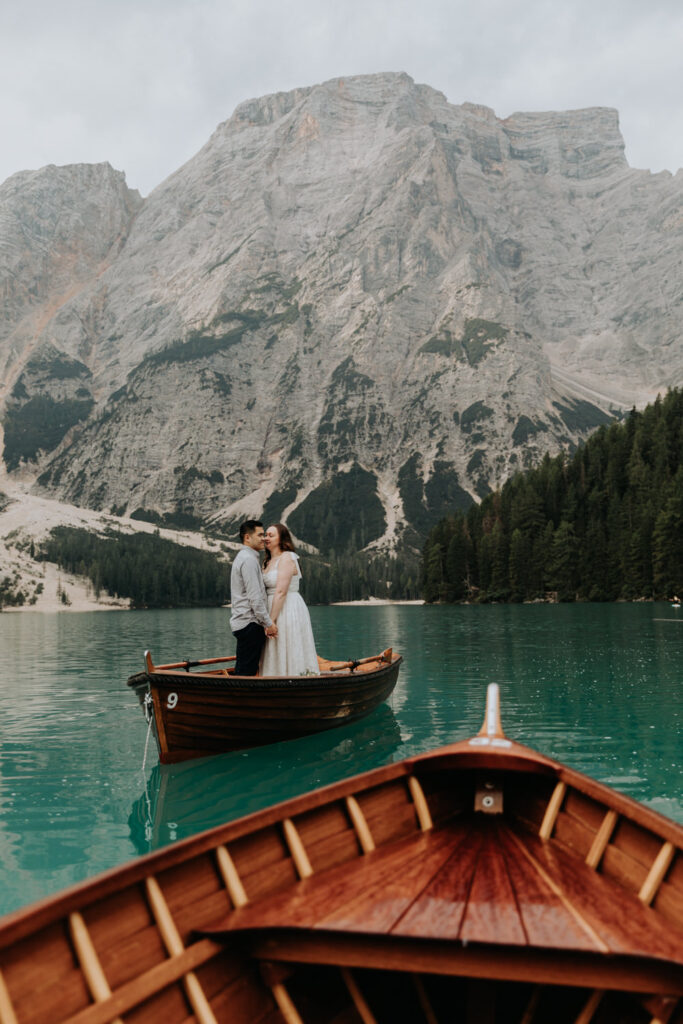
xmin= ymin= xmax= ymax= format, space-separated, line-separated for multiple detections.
xmin=127 ymin=649 xmax=402 ymax=764
xmin=1 ymin=685 xmax=682 ymax=1024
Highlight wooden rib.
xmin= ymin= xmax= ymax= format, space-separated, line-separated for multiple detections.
xmin=539 ymin=781 xmax=566 ymax=840
xmin=0 ymin=969 xmax=18 ymax=1024
xmin=270 ymin=982 xmax=305 ymax=1024
xmin=346 ymin=795 xmax=376 ymax=853
xmin=68 ymin=913 xmax=124 ymax=1024
xmin=651 ymin=999 xmax=679 ymax=1024
xmin=646 ymin=995 xmax=679 ymax=1024
xmin=408 ymin=776 xmax=433 ymax=832
xmin=63 ymin=940 xmax=222 ymax=1024
xmin=639 ymin=842 xmax=675 ymax=906
xmin=519 ymin=986 xmax=541 ymax=1024
xmin=412 ymin=974 xmax=438 ymax=1024
xmin=283 ymin=818 xmax=314 ymax=879
xmin=506 ymin=830 xmax=609 ymax=953
xmin=215 ymin=844 xmax=249 ymax=907
xmin=585 ymin=809 xmax=618 ymax=869
xmin=218 ymin=833 xmax=308 ymax=1021
xmin=144 ymin=876 xmax=219 ymax=1024
xmin=573 ymin=990 xmax=604 ymax=1024
xmin=341 ymin=968 xmax=377 ymax=1024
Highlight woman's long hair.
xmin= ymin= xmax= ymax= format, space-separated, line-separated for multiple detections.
xmin=263 ymin=522 xmax=296 ymax=568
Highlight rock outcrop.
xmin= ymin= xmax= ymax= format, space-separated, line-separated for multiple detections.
xmin=1 ymin=73 xmax=682 ymax=551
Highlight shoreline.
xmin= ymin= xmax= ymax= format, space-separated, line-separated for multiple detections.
xmin=331 ymin=598 xmax=424 ymax=606
xmin=3 ymin=596 xmax=427 ymax=613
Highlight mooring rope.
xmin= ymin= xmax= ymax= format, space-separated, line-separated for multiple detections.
xmin=140 ymin=692 xmax=155 ymax=849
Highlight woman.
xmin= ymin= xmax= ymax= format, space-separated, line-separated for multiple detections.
xmin=259 ymin=523 xmax=319 ymax=676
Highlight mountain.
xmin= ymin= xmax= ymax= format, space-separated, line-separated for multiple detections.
xmin=1 ymin=72 xmax=682 ymax=554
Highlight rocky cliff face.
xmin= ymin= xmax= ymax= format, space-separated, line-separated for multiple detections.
xmin=1 ymin=73 xmax=682 ymax=552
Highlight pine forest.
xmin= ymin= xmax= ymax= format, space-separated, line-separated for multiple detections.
xmin=421 ymin=389 xmax=683 ymax=603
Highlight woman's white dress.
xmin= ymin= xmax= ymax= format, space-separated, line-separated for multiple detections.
xmin=260 ymin=553 xmax=319 ymax=676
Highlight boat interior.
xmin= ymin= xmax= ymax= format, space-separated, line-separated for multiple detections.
xmin=139 ymin=649 xmax=398 ymax=679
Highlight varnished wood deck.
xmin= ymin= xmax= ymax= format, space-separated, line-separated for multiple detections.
xmin=205 ymin=817 xmax=683 ymax=994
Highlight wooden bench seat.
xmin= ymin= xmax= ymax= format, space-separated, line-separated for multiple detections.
xmin=201 ymin=818 xmax=683 ymax=995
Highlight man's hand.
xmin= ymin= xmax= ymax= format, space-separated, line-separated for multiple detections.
xmin=265 ymin=624 xmax=278 ymax=638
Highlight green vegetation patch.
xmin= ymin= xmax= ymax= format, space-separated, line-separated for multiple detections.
xmin=398 ymin=454 xmax=427 ymax=530
xmin=552 ymin=399 xmax=614 ymax=433
xmin=466 ymin=450 xmax=486 ymax=474
xmin=261 ymin=485 xmax=299 ymax=526
xmin=329 ymin=356 xmax=374 ymax=394
xmin=399 ymin=454 xmax=473 ymax=533
xmin=288 ymin=464 xmax=386 ymax=553
xmin=173 ymin=466 xmax=225 ymax=487
xmin=461 ymin=319 xmax=508 ymax=365
xmin=425 ymin=462 xmax=472 ymax=520
xmin=0 ymin=571 xmax=33 ymax=609
xmin=249 ymin=273 xmax=302 ymax=301
xmin=19 ymin=349 xmax=91 ymax=382
xmin=420 ymin=319 xmax=508 ymax=366
xmin=288 ymin=426 xmax=305 ymax=460
xmin=317 ymin=359 xmax=384 ymax=466
xmin=3 ymin=395 xmax=95 ymax=469
xmin=512 ymin=416 xmax=547 ymax=446
xmin=466 ymin=447 xmax=493 ymax=496
xmin=129 ymin=508 xmax=205 ymax=531
xmin=386 ymin=284 xmax=410 ymax=303
xmin=137 ymin=310 xmax=269 ymax=371
xmin=460 ymin=400 xmax=494 ymax=432
xmin=420 ymin=330 xmax=464 ymax=358
xmin=40 ymin=526 xmax=229 ymax=608
xmin=198 ymin=369 xmax=232 ymax=397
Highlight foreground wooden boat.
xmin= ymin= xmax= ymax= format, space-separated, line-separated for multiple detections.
xmin=127 ymin=648 xmax=402 ymax=763
xmin=1 ymin=685 xmax=682 ymax=1024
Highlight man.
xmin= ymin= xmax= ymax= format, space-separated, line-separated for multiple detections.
xmin=230 ymin=520 xmax=277 ymax=675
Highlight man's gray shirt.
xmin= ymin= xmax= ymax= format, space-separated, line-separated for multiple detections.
xmin=230 ymin=547 xmax=273 ymax=632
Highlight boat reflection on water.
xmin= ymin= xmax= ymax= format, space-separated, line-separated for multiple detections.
xmin=129 ymin=702 xmax=402 ymax=855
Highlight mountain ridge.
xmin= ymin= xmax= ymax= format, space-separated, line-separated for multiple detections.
xmin=1 ymin=72 xmax=681 ymax=555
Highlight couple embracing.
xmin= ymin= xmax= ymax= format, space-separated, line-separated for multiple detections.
xmin=229 ymin=520 xmax=319 ymax=677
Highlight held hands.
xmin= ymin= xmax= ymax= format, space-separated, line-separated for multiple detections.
xmin=265 ymin=623 xmax=278 ymax=639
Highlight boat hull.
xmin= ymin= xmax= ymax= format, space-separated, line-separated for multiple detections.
xmin=129 ymin=655 xmax=402 ymax=763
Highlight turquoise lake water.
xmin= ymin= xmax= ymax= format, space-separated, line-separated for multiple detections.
xmin=0 ymin=603 xmax=681 ymax=917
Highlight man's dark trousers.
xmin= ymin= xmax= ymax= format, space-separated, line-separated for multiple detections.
xmin=233 ymin=621 xmax=266 ymax=676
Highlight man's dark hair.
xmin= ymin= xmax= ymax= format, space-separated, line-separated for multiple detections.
xmin=239 ymin=519 xmax=263 ymax=543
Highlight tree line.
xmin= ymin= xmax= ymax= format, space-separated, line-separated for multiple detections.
xmin=422 ymin=389 xmax=683 ymax=603
xmin=35 ymin=527 xmax=421 ymax=608
xmin=300 ymin=550 xmax=421 ymax=604
xmin=40 ymin=527 xmax=230 ymax=608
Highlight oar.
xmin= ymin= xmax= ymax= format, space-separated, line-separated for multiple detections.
xmin=146 ymin=651 xmax=237 ymax=673
xmin=323 ymin=649 xmax=393 ymax=671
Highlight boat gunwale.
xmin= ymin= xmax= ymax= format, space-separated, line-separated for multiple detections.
xmin=127 ymin=655 xmax=402 ymax=690
xmin=1 ymin=734 xmax=681 ymax=953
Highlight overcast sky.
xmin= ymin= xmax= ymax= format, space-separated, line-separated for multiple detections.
xmin=2 ymin=0 xmax=682 ymax=196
